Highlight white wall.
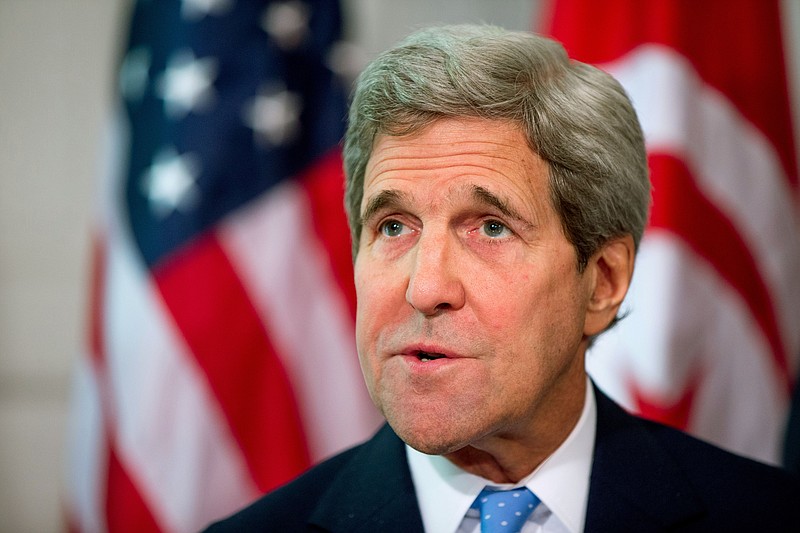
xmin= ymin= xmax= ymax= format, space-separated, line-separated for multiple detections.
xmin=0 ymin=2 xmax=127 ymax=531
xmin=344 ymin=0 xmax=535 ymax=54
xmin=0 ymin=0 xmax=796 ymax=530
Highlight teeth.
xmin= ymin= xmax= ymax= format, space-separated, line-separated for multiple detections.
xmin=418 ymin=351 xmax=442 ymax=362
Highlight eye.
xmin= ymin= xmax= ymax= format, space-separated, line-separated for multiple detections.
xmin=482 ymin=220 xmax=510 ymax=238
xmin=379 ymin=219 xmax=408 ymax=237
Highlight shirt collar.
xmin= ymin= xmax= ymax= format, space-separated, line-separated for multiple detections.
xmin=407 ymin=377 xmax=596 ymax=533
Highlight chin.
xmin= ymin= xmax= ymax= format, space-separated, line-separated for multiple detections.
xmin=396 ymin=428 xmax=465 ymax=456
xmin=385 ymin=408 xmax=481 ymax=456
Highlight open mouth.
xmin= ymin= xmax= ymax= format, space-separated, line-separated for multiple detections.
xmin=415 ymin=351 xmax=447 ymax=362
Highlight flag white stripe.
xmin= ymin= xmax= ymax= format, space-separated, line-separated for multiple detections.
xmin=606 ymin=45 xmax=800 ymax=366
xmin=219 ymin=180 xmax=383 ymax=463
xmin=102 ymin=219 xmax=260 ymax=532
xmin=66 ymin=114 xmax=119 ymax=533
xmin=65 ymin=357 xmax=107 ymax=533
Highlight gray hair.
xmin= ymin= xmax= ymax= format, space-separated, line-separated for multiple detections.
xmin=343 ymin=24 xmax=650 ymax=271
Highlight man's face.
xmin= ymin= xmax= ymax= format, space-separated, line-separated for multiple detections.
xmin=354 ymin=117 xmax=594 ymax=456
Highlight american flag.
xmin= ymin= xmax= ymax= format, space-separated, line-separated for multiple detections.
xmin=66 ymin=1 xmax=381 ymax=531
xmin=545 ymin=0 xmax=800 ymax=465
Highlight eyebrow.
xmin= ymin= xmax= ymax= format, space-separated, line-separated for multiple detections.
xmin=470 ymin=185 xmax=535 ymax=229
xmin=360 ymin=185 xmax=536 ymax=229
xmin=360 ymin=189 xmax=409 ymax=225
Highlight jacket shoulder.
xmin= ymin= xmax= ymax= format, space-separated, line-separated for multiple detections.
xmin=591 ymin=385 xmax=800 ymax=531
xmin=644 ymin=417 xmax=800 ymax=507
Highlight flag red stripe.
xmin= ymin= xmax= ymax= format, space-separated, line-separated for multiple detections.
xmin=545 ymin=0 xmax=797 ymax=188
xmin=88 ymin=236 xmax=106 ymax=365
xmin=106 ymin=440 xmax=162 ymax=533
xmin=300 ymin=150 xmax=357 ymax=320
xmin=648 ymin=153 xmax=791 ymax=392
xmin=153 ymin=234 xmax=310 ymax=493
xmin=631 ymin=368 xmax=702 ymax=431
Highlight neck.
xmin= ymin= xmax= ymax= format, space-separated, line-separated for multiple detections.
xmin=444 ymin=376 xmax=588 ymax=483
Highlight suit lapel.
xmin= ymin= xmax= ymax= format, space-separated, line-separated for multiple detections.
xmin=308 ymin=424 xmax=425 ymax=533
xmin=585 ymin=385 xmax=705 ymax=531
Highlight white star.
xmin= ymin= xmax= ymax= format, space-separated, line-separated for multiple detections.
xmin=140 ymin=148 xmax=202 ymax=218
xmin=326 ymin=40 xmax=367 ymax=85
xmin=243 ymin=85 xmax=303 ymax=147
xmin=181 ymin=0 xmax=234 ymax=21
xmin=156 ymin=49 xmax=218 ymax=119
xmin=261 ymin=0 xmax=310 ymax=50
xmin=120 ymin=47 xmax=151 ymax=102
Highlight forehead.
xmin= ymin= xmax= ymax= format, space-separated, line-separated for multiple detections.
xmin=363 ymin=117 xmax=550 ymax=211
xmin=367 ymin=117 xmax=537 ymax=171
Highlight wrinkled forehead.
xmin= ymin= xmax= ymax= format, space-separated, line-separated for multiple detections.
xmin=364 ymin=117 xmax=542 ymax=179
xmin=361 ymin=117 xmax=553 ymax=221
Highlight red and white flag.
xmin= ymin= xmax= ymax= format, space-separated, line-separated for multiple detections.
xmin=66 ymin=1 xmax=381 ymax=531
xmin=544 ymin=0 xmax=799 ymax=464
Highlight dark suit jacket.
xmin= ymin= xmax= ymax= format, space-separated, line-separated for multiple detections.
xmin=205 ymin=385 xmax=800 ymax=532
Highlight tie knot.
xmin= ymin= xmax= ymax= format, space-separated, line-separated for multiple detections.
xmin=472 ymin=487 xmax=540 ymax=533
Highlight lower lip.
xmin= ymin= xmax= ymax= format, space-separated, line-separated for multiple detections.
xmin=400 ymin=354 xmax=458 ymax=372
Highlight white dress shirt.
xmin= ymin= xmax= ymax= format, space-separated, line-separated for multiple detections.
xmin=407 ymin=377 xmax=597 ymax=533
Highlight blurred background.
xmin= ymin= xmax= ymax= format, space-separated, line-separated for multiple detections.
xmin=0 ymin=0 xmax=798 ymax=531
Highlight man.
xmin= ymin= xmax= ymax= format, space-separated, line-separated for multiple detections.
xmin=207 ymin=25 xmax=800 ymax=532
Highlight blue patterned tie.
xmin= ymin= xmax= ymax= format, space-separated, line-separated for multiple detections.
xmin=471 ymin=487 xmax=540 ymax=533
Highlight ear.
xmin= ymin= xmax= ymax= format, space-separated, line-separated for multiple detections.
xmin=583 ymin=235 xmax=635 ymax=337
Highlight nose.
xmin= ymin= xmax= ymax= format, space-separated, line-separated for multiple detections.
xmin=405 ymin=229 xmax=466 ymax=316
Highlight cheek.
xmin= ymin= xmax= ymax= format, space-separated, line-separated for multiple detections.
xmin=354 ymin=259 xmax=401 ymax=362
xmin=471 ymin=267 xmax=533 ymax=328
xmin=480 ymin=263 xmax=583 ymax=347
xmin=354 ymin=298 xmax=380 ymax=400
xmin=354 ymin=261 xmax=383 ymax=324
